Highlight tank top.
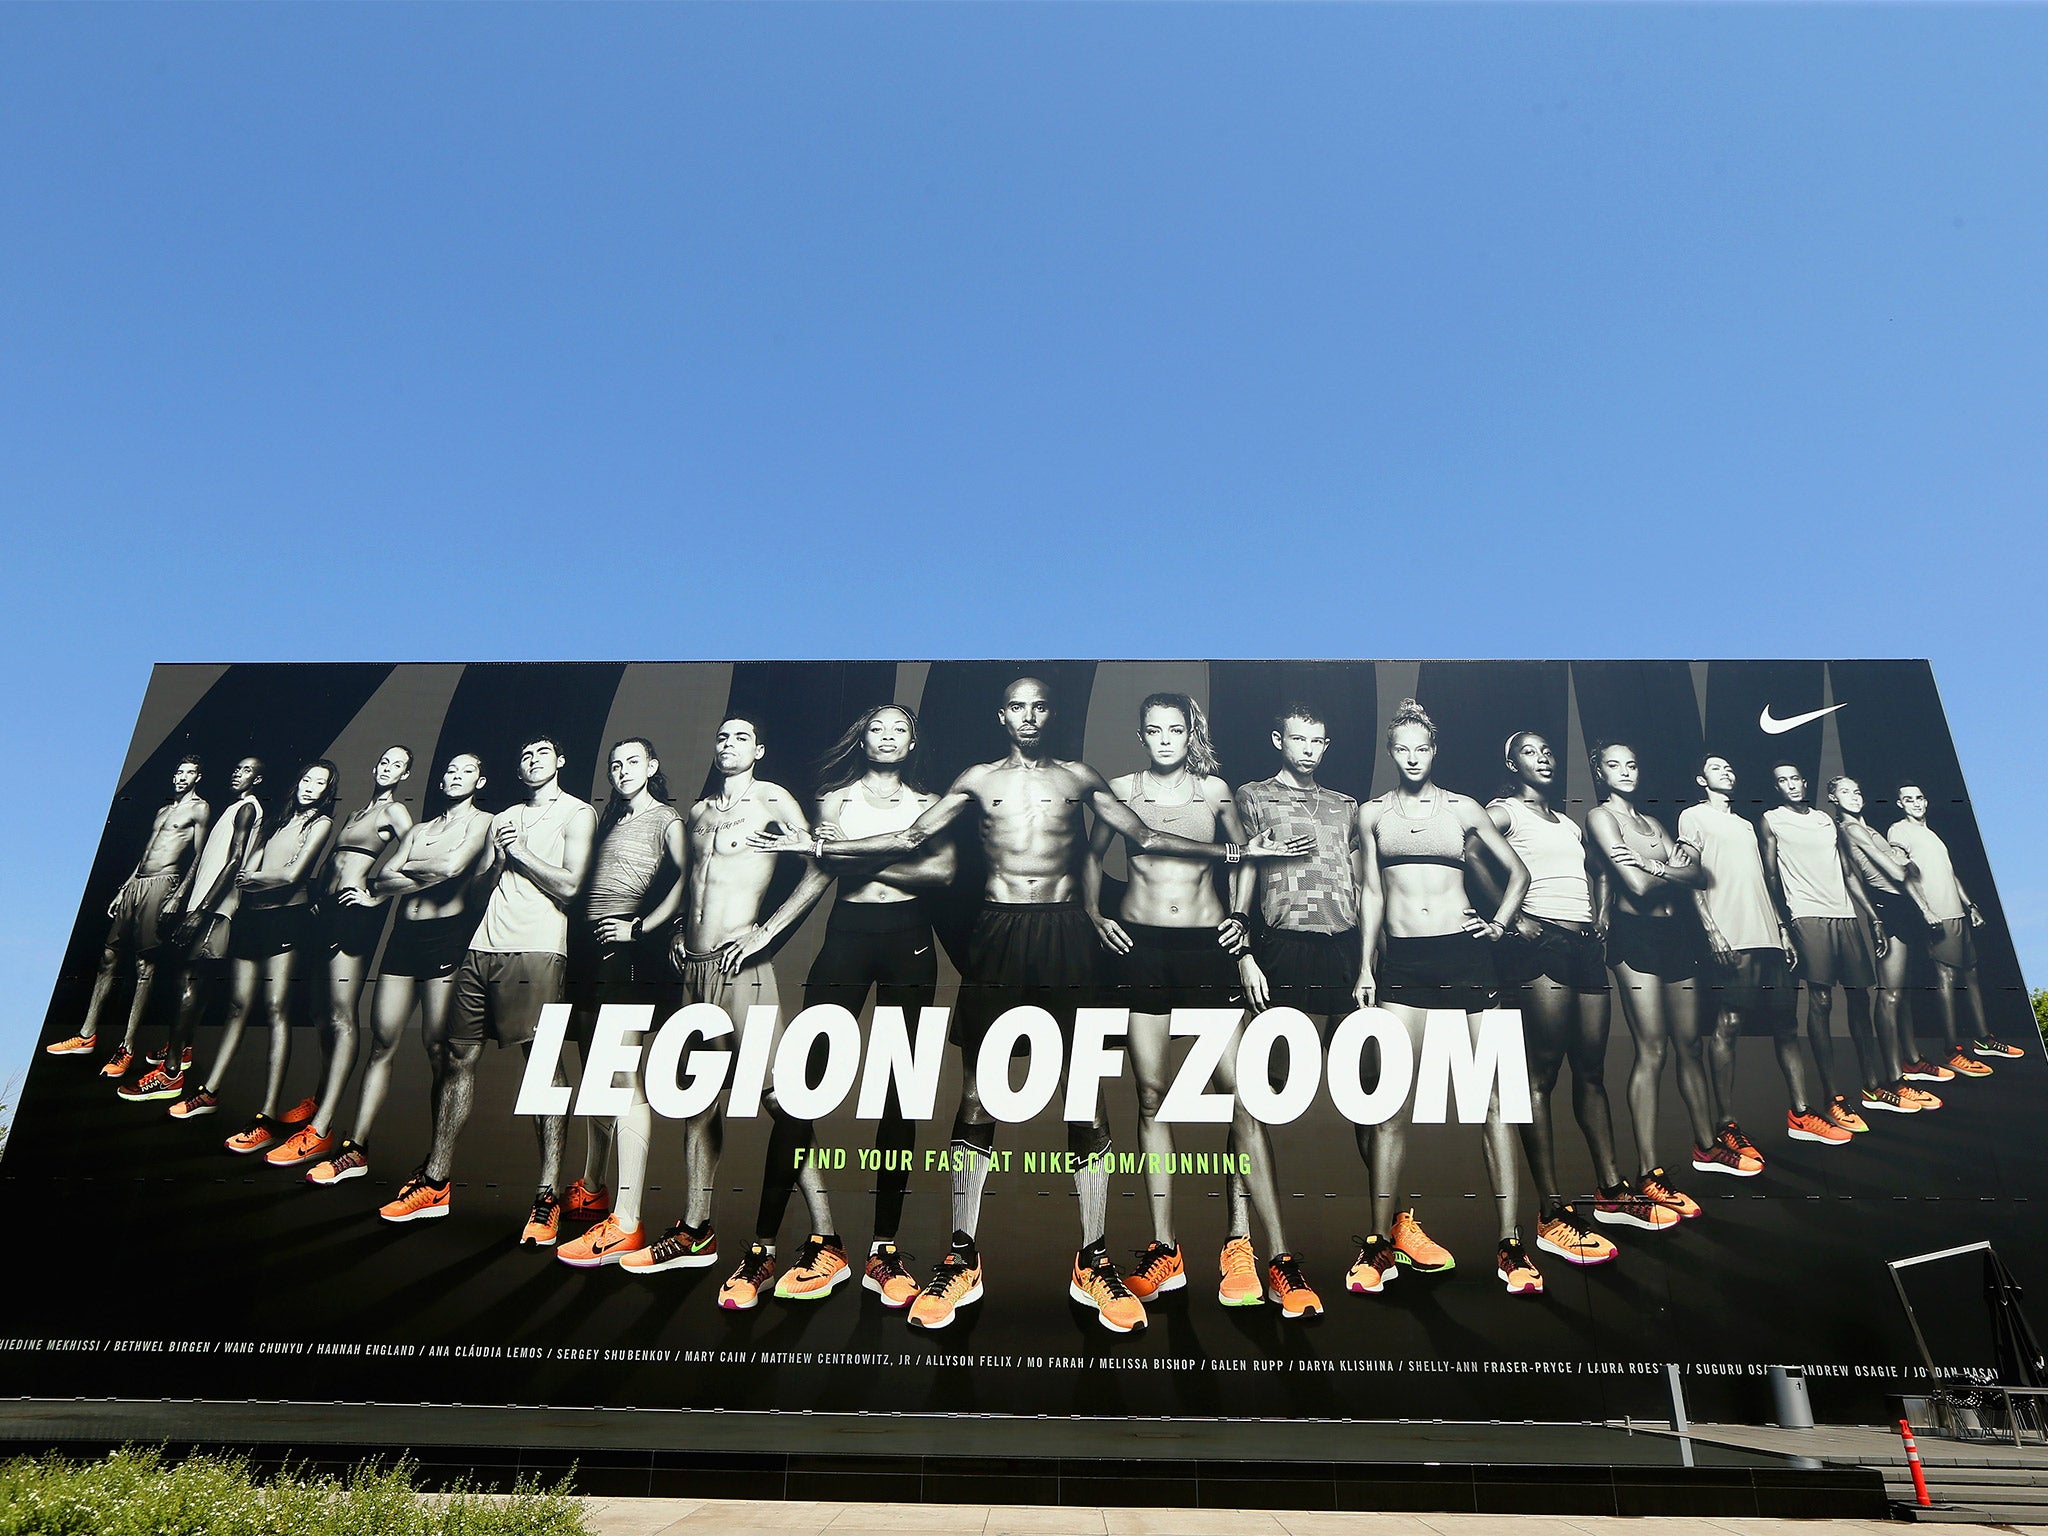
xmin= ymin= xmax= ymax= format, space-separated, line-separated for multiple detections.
xmin=245 ymin=811 xmax=325 ymax=909
xmin=476 ymin=791 xmax=591 ymax=956
xmin=1499 ymin=797 xmax=1593 ymax=923
xmin=1373 ymin=790 xmax=1466 ymax=869
xmin=1763 ymin=806 xmax=1854 ymax=920
xmin=1840 ymin=820 xmax=1903 ymax=896
xmin=189 ymin=793 xmax=263 ymax=920
xmin=586 ymin=802 xmax=682 ymax=920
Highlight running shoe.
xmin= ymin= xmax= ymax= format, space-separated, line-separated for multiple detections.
xmin=1690 ymin=1139 xmax=1762 ymax=1178
xmin=1721 ymin=1122 xmax=1765 ymax=1166
xmin=1345 ymin=1234 xmax=1399 ymax=1294
xmin=1219 ymin=1235 xmax=1263 ymax=1307
xmin=169 ymin=1088 xmax=218 ymax=1120
xmin=520 ymin=1189 xmax=561 ymax=1248
xmin=1976 ymin=1037 xmax=2025 ymax=1059
xmin=379 ymin=1169 xmax=450 ymax=1223
xmin=1947 ymin=1051 xmax=1993 ymax=1078
xmin=1898 ymin=1084 xmax=1944 ymax=1111
xmin=1594 ymin=1180 xmax=1679 ymax=1232
xmin=98 ymin=1047 xmax=135 ymax=1080
xmin=719 ymin=1242 xmax=777 ymax=1310
xmin=1826 ymin=1096 xmax=1870 ymax=1135
xmin=279 ymin=1096 xmax=318 ymax=1125
xmin=1496 ymin=1238 xmax=1545 ymax=1296
xmin=1125 ymin=1240 xmax=1187 ymax=1300
xmin=1903 ymin=1057 xmax=1955 ymax=1082
xmin=907 ymin=1253 xmax=983 ymax=1330
xmin=306 ymin=1140 xmax=369 ymax=1186
xmin=565 ymin=1178 xmax=611 ymax=1222
xmin=1787 ymin=1108 xmax=1852 ymax=1146
xmin=1069 ymin=1251 xmax=1148 ymax=1334
xmin=863 ymin=1243 xmax=918 ymax=1308
xmin=776 ymin=1234 xmax=852 ymax=1300
xmin=1265 ymin=1253 xmax=1323 ymax=1319
xmin=118 ymin=1066 xmax=184 ymax=1103
xmin=1537 ymin=1208 xmax=1618 ymax=1266
xmin=1638 ymin=1169 xmax=1701 ymax=1219
xmin=264 ymin=1124 xmax=335 ymax=1168
xmin=225 ymin=1116 xmax=283 ymax=1155
xmin=145 ymin=1043 xmax=194 ymax=1070
xmin=621 ymin=1220 xmax=719 ymax=1274
xmin=1391 ymin=1210 xmax=1454 ymax=1274
xmin=557 ymin=1213 xmax=648 ymax=1269
xmin=44 ymin=1033 xmax=96 ymax=1056
xmin=1860 ymin=1085 xmax=1918 ymax=1115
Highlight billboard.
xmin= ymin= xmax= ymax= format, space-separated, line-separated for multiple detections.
xmin=6 ymin=659 xmax=2037 ymax=1425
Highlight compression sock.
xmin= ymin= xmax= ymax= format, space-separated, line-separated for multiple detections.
xmin=949 ymin=1115 xmax=997 ymax=1240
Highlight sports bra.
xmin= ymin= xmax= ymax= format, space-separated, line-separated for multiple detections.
xmin=1129 ymin=780 xmax=1218 ymax=842
xmin=1374 ymin=790 xmax=1466 ymax=869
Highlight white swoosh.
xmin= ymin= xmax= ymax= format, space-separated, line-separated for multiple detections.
xmin=1759 ymin=702 xmax=1847 ymax=735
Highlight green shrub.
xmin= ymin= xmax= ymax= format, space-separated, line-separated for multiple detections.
xmin=0 ymin=1447 xmax=587 ymax=1535
xmin=2033 ymin=988 xmax=2048 ymax=1044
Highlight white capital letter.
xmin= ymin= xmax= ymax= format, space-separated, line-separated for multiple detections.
xmin=1413 ymin=1007 xmax=1531 ymax=1125
xmin=1062 ymin=1007 xmax=1130 ymax=1121
xmin=645 ymin=1002 xmax=735 ymax=1120
xmin=513 ymin=1003 xmax=575 ymax=1116
xmin=1234 ymin=1007 xmax=1322 ymax=1126
xmin=856 ymin=1006 xmax=949 ymax=1122
xmin=1158 ymin=1008 xmax=1241 ymax=1124
xmin=1325 ymin=1007 xmax=1414 ymax=1127
xmin=573 ymin=1003 xmax=656 ymax=1118
xmin=772 ymin=1004 xmax=862 ymax=1120
xmin=976 ymin=1006 xmax=1063 ymax=1123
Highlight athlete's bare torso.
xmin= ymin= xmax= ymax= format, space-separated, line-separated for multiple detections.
xmin=139 ymin=795 xmax=209 ymax=880
xmin=683 ymin=781 xmax=809 ymax=952
xmin=1108 ymin=771 xmax=1230 ymax=926
xmin=961 ymin=757 xmax=1100 ymax=905
xmin=328 ymin=798 xmax=410 ymax=906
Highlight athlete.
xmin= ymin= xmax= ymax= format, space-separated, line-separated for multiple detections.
xmin=266 ymin=746 xmax=416 ymax=1169
xmin=1582 ymin=743 xmax=1727 ymax=1184
xmin=615 ymin=717 xmax=815 ymax=1304
xmin=1087 ymin=693 xmax=1322 ymax=1319
xmin=553 ymin=738 xmax=687 ymax=1269
xmin=1677 ymin=755 xmax=1840 ymax=1158
xmin=119 ymin=758 xmax=264 ymax=1106
xmin=1890 ymin=784 xmax=2017 ymax=1065
xmin=1827 ymin=776 xmax=1944 ymax=1109
xmin=1482 ymin=733 xmax=1677 ymax=1261
xmin=715 ymin=705 xmax=957 ymax=1307
xmin=50 ymin=756 xmax=209 ymax=1072
xmin=780 ymin=677 xmax=1310 ymax=1335
xmin=377 ymin=736 xmax=595 ymax=1243
xmin=1761 ymin=761 xmax=1888 ymax=1135
xmin=305 ymin=753 xmax=493 ymax=1186
xmin=195 ymin=762 xmax=337 ymax=1154
xmin=1354 ymin=700 xmax=1541 ymax=1297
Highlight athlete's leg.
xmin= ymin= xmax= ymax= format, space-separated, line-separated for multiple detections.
xmin=80 ymin=941 xmax=126 ymax=1044
xmin=1566 ymin=986 xmax=1622 ymax=1188
xmin=424 ymin=1037 xmax=481 ymax=1184
xmin=312 ymin=949 xmax=370 ymax=1136
xmin=1843 ymin=987 xmax=1883 ymax=1093
xmin=1614 ymin=964 xmax=1667 ymax=1172
xmin=1802 ymin=981 xmax=1841 ymax=1104
xmin=1126 ymin=1010 xmax=1177 ymax=1246
xmin=1208 ymin=1021 xmax=1286 ymax=1255
xmin=1705 ymin=1003 xmax=1741 ymax=1130
xmin=349 ymin=975 xmax=418 ymax=1146
xmin=1474 ymin=1008 xmax=1520 ymax=1243
xmin=1071 ymin=1110 xmax=1113 ymax=1252
xmin=870 ymin=940 xmax=935 ymax=1244
xmin=1515 ymin=977 xmax=1574 ymax=1217
xmin=1660 ymin=976 xmax=1714 ymax=1155
xmin=117 ymin=957 xmax=158 ymax=1055
xmin=949 ymin=1055 xmax=996 ymax=1246
xmin=200 ymin=959 xmax=261 ymax=1094
xmin=1929 ymin=962 xmax=1963 ymax=1055
xmin=613 ymin=1066 xmax=654 ymax=1230
xmin=1957 ymin=966 xmax=1989 ymax=1045
xmin=255 ymin=951 xmax=297 ymax=1119
xmin=522 ymin=1032 xmax=568 ymax=1194
xmin=681 ymin=1103 xmax=723 ymax=1229
xmin=1875 ymin=938 xmax=1910 ymax=1082
xmin=1766 ymin=966 xmax=1816 ymax=1115
xmin=1364 ymin=1004 xmax=1431 ymax=1236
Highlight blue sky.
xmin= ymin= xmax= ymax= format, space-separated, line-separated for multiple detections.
xmin=2 ymin=5 xmax=2044 ymax=1093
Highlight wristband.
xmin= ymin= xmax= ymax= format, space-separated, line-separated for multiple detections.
xmin=1227 ymin=911 xmax=1251 ymax=929
xmin=1225 ymin=842 xmax=1243 ymax=865
xmin=812 ymin=833 xmax=825 ymax=858
xmin=628 ymin=917 xmax=640 ymax=942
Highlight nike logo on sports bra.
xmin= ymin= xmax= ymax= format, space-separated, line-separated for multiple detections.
xmin=1759 ymin=702 xmax=1847 ymax=735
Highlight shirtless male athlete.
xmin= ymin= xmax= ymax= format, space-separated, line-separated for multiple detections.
xmin=788 ymin=678 xmax=1310 ymax=1335
xmin=51 ymin=755 xmax=209 ymax=1073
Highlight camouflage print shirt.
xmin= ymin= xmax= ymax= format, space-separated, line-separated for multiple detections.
xmin=1234 ymin=776 xmax=1360 ymax=935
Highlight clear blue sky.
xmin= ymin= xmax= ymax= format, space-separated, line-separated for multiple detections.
xmin=2 ymin=5 xmax=2044 ymax=1093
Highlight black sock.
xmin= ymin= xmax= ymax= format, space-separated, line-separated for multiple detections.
xmin=755 ymin=1105 xmax=813 ymax=1242
xmin=950 ymin=1229 xmax=979 ymax=1266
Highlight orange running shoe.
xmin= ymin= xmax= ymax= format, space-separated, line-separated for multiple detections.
xmin=169 ymin=1088 xmax=218 ymax=1120
xmin=1069 ymin=1251 xmax=1148 ymax=1334
xmin=1638 ymin=1169 xmax=1701 ymax=1220
xmin=1265 ymin=1253 xmax=1323 ymax=1319
xmin=145 ymin=1043 xmax=194 ymax=1070
xmin=1391 ymin=1210 xmax=1454 ymax=1274
xmin=520 ymin=1190 xmax=561 ymax=1248
xmin=1218 ymin=1235 xmax=1263 ymax=1307
xmin=225 ymin=1116 xmax=282 ymax=1155
xmin=1861 ymin=1085 xmax=1919 ymax=1115
xmin=306 ymin=1140 xmax=370 ymax=1186
xmin=1537 ymin=1208 xmax=1618 ymax=1266
xmin=907 ymin=1252 xmax=983 ymax=1330
xmin=265 ymin=1124 xmax=335 ymax=1168
xmin=1826 ymin=1096 xmax=1870 ymax=1134
xmin=1903 ymin=1057 xmax=1954 ymax=1082
xmin=118 ymin=1066 xmax=184 ymax=1103
xmin=620 ymin=1220 xmax=718 ymax=1274
xmin=863 ymin=1243 xmax=919 ymax=1308
xmin=1691 ymin=1139 xmax=1761 ymax=1178
xmin=565 ymin=1178 xmax=611 ymax=1222
xmin=776 ymin=1234 xmax=851 ymax=1300
xmin=1721 ymin=1122 xmax=1765 ymax=1166
xmin=279 ymin=1096 xmax=318 ymax=1125
xmin=1947 ymin=1051 xmax=1992 ymax=1079
xmin=1594 ymin=1180 xmax=1679 ymax=1232
xmin=1345 ymin=1234 xmax=1398 ymax=1294
xmin=718 ymin=1242 xmax=776 ymax=1310
xmin=99 ymin=1047 xmax=135 ymax=1080
xmin=1125 ymin=1240 xmax=1187 ymax=1300
xmin=1787 ymin=1108 xmax=1852 ymax=1145
xmin=45 ymin=1033 xmax=96 ymax=1056
xmin=557 ymin=1213 xmax=647 ymax=1269
xmin=379 ymin=1169 xmax=450 ymax=1223
xmin=1975 ymin=1037 xmax=2024 ymax=1059
xmin=1898 ymin=1084 xmax=1944 ymax=1111
xmin=1496 ymin=1238 xmax=1545 ymax=1296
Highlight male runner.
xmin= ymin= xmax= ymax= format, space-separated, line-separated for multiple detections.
xmin=1761 ymin=761 xmax=1887 ymax=1134
xmin=119 ymin=758 xmax=265 ymax=1105
xmin=378 ymin=736 xmax=595 ymax=1244
xmin=616 ymin=717 xmax=818 ymax=1305
xmin=1890 ymin=783 xmax=2016 ymax=1065
xmin=792 ymin=677 xmax=1309 ymax=1335
xmin=50 ymin=755 xmax=209 ymax=1074
xmin=1677 ymin=755 xmax=1842 ymax=1160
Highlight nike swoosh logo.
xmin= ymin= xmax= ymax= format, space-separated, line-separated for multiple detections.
xmin=1759 ymin=702 xmax=1847 ymax=735
xmin=913 ymin=946 xmax=931 ymax=956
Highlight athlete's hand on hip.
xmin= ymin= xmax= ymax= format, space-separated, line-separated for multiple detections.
xmin=1352 ymin=972 xmax=1377 ymax=1010
xmin=1463 ymin=910 xmax=1506 ymax=942
xmin=1216 ymin=915 xmax=1249 ymax=953
xmin=1248 ymin=829 xmax=1317 ymax=858
xmin=594 ymin=915 xmax=636 ymax=945
xmin=1239 ymin=954 xmax=1271 ymax=1011
xmin=717 ymin=926 xmax=769 ymax=974
xmin=1090 ymin=914 xmax=1133 ymax=955
xmin=335 ymin=884 xmax=371 ymax=908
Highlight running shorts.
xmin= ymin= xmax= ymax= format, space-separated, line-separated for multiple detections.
xmin=1376 ymin=932 xmax=1498 ymax=1014
xmin=1117 ymin=921 xmax=1245 ymax=1013
xmin=1496 ymin=918 xmax=1609 ymax=991
xmin=106 ymin=870 xmax=179 ymax=956
xmin=317 ymin=895 xmax=390 ymax=960
xmin=585 ymin=931 xmax=683 ymax=1006
xmin=671 ymin=950 xmax=776 ymax=1056
xmin=1704 ymin=946 xmax=1794 ymax=1028
xmin=1929 ymin=916 xmax=1978 ymax=971
xmin=228 ymin=902 xmax=314 ymax=961
xmin=449 ymin=949 xmax=566 ymax=1048
xmin=1252 ymin=926 xmax=1360 ymax=1019
xmin=1605 ymin=911 xmax=1702 ymax=981
xmin=380 ymin=914 xmax=475 ymax=980
xmin=1791 ymin=915 xmax=1877 ymax=988
xmin=803 ymin=900 xmax=938 ymax=1014
xmin=1868 ymin=889 xmax=1921 ymax=948
xmin=950 ymin=900 xmax=1101 ymax=1049
xmin=163 ymin=911 xmax=231 ymax=972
